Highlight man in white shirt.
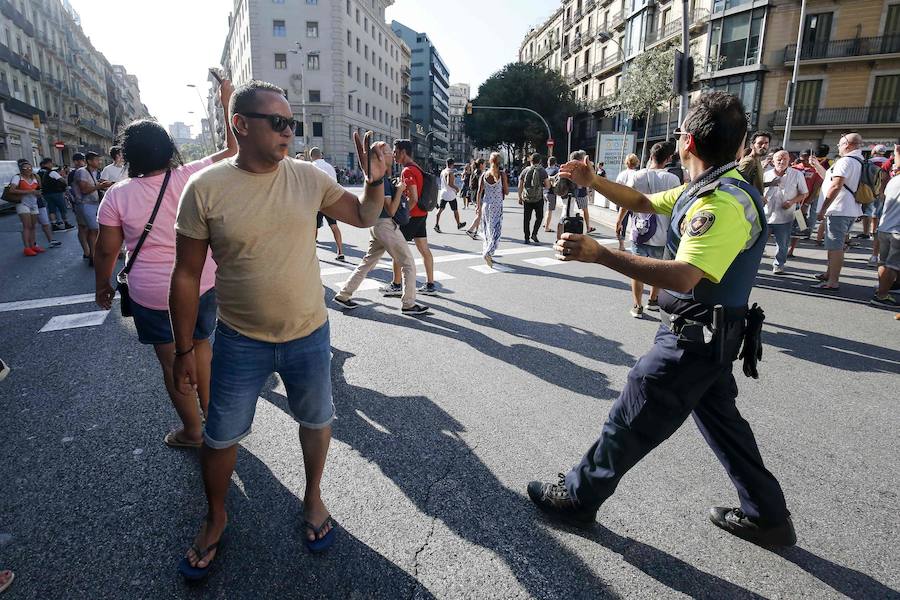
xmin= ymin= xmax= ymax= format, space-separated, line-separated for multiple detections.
xmin=309 ymin=147 xmax=345 ymax=261
xmin=764 ymin=150 xmax=808 ymax=274
xmin=434 ymin=158 xmax=465 ymax=233
xmin=99 ymin=146 xmax=128 ymax=184
xmin=813 ymin=133 xmax=863 ymax=290
xmin=614 ymin=143 xmax=681 ymax=317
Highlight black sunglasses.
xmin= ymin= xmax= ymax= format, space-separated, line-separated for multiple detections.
xmin=239 ymin=112 xmax=298 ymax=132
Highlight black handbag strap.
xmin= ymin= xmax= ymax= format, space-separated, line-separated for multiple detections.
xmin=118 ymin=170 xmax=171 ymax=281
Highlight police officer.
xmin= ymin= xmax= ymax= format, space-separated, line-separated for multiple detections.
xmin=527 ymin=92 xmax=796 ymax=547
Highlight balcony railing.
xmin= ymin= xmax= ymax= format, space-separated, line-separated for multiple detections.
xmin=772 ymin=105 xmax=900 ymax=127
xmin=562 ymin=44 xmax=572 ymax=59
xmin=572 ymin=34 xmax=584 ymax=50
xmin=565 ymin=72 xmax=577 ymax=85
xmin=3 ymin=97 xmax=47 ymax=122
xmin=78 ymin=118 xmax=112 ymax=138
xmin=586 ymin=0 xmax=597 ymax=11
xmin=576 ymin=63 xmax=591 ymax=81
xmin=609 ymin=9 xmax=626 ymax=30
xmin=646 ymin=18 xmax=683 ymax=46
xmin=575 ymin=8 xmax=583 ymax=21
xmin=784 ymin=34 xmax=900 ymax=63
xmin=592 ymin=53 xmax=623 ymax=76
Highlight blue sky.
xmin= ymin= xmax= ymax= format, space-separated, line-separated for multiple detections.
xmin=69 ymin=0 xmax=557 ymax=135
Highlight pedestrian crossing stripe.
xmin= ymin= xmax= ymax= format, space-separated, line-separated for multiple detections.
xmin=39 ymin=310 xmax=109 ymax=333
xmin=470 ymin=264 xmax=515 ymax=274
xmin=523 ymin=257 xmax=566 ymax=267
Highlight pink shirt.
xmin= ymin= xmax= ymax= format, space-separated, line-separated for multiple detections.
xmin=98 ymin=158 xmax=217 ymax=310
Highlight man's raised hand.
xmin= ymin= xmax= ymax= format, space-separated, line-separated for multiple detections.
xmin=558 ymin=157 xmax=595 ymax=188
xmin=354 ymin=130 xmax=393 ymax=183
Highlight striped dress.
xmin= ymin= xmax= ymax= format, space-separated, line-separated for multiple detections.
xmin=481 ymin=173 xmax=504 ymax=258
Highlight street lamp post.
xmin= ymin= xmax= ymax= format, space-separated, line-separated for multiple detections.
xmin=290 ymin=42 xmax=319 ymax=156
xmin=186 ymin=84 xmax=215 ymax=154
xmin=782 ymin=0 xmax=808 ymax=149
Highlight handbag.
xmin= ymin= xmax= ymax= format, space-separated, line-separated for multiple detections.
xmin=116 ymin=170 xmax=171 ymax=318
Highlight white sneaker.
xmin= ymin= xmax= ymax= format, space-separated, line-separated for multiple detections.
xmin=773 ymin=266 xmax=786 ymax=275
xmin=630 ymin=305 xmax=643 ymax=318
xmin=0 ymin=358 xmax=9 ymax=382
xmin=868 ymin=255 xmax=879 ymax=267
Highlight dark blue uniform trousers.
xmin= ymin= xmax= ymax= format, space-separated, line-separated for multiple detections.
xmin=566 ymin=325 xmax=790 ymax=525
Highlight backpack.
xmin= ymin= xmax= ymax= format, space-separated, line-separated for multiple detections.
xmin=522 ymin=166 xmax=544 ymax=204
xmin=410 ymin=163 xmax=439 ymax=212
xmin=843 ymin=155 xmax=886 ymax=205
xmin=40 ymin=169 xmax=67 ymax=193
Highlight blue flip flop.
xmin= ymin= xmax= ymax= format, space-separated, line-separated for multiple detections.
xmin=304 ymin=516 xmax=339 ymax=553
xmin=178 ymin=529 xmax=226 ymax=581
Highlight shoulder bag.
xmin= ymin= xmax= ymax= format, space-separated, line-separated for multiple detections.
xmin=116 ymin=170 xmax=172 ymax=318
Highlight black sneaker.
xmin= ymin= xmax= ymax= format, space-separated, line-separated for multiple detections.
xmin=332 ymin=296 xmax=359 ymax=310
xmin=63 ymin=222 xmax=75 ymax=231
xmin=49 ymin=240 xmax=62 ymax=248
xmin=709 ymin=507 xmax=796 ymax=547
xmin=434 ymin=225 xmax=442 ymax=233
xmin=646 ymin=298 xmax=659 ymax=311
xmin=457 ymin=222 xmax=467 ymax=230
xmin=379 ymin=282 xmax=403 ymax=298
xmin=466 ymin=230 xmax=478 ymax=240
xmin=51 ymin=223 xmax=64 ymax=232
xmin=524 ymin=237 xmax=530 ymax=244
xmin=870 ymin=294 xmax=897 ymax=308
xmin=335 ymin=254 xmax=346 ymax=262
xmin=417 ymin=282 xmax=437 ymax=295
xmin=527 ymin=474 xmax=597 ymax=528
xmin=402 ymin=303 xmax=430 ymax=315
xmin=531 ymin=234 xmax=539 ymax=244
xmin=853 ymin=233 xmax=871 ymax=240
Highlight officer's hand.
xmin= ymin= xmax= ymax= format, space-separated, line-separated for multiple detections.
xmin=558 ymin=158 xmax=594 ymax=188
xmin=555 ymin=233 xmax=607 ymax=263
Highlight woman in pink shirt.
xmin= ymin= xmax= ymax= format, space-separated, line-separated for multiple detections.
xmin=94 ymin=81 xmax=236 ymax=448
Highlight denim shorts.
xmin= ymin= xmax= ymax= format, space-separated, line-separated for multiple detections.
xmin=630 ymin=243 xmax=665 ymax=259
xmin=131 ymin=288 xmax=217 ymax=345
xmin=825 ymin=215 xmax=855 ymax=250
xmin=79 ymin=203 xmax=100 ymax=230
xmin=877 ymin=231 xmax=900 ymax=271
xmin=204 ymin=320 xmax=335 ymax=449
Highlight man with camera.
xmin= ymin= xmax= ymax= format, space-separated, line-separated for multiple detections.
xmin=528 ymin=92 xmax=796 ymax=548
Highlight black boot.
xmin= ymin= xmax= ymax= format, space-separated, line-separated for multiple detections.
xmin=527 ymin=474 xmax=597 ymax=528
xmin=709 ymin=507 xmax=796 ymax=546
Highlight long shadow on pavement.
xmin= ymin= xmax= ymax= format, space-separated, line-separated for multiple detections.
xmin=327 ymin=287 xmax=624 ymax=401
xmin=762 ymin=322 xmax=900 ymax=374
xmin=180 ymin=448 xmax=433 ymax=600
xmin=262 ymin=348 xmax=620 ymax=599
xmin=776 ymin=546 xmax=900 ymax=600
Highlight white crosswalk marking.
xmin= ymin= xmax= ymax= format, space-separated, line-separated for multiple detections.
xmin=39 ymin=310 xmax=110 ymax=333
xmin=332 ymin=279 xmax=383 ymax=292
xmin=0 ymin=293 xmax=96 ymax=313
xmin=320 ymin=266 xmax=352 ymax=276
xmin=428 ymin=271 xmax=455 ymax=281
xmin=523 ymin=257 xmax=566 ymax=267
xmin=470 ymin=263 xmax=515 ymax=274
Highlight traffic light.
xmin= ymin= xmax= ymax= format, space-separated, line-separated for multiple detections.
xmin=466 ymin=102 xmax=473 ymax=115
xmin=672 ymin=50 xmax=695 ymax=95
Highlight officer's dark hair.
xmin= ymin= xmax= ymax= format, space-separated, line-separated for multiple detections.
xmin=109 ymin=145 xmax=122 ymax=161
xmin=119 ymin=119 xmax=184 ymax=178
xmin=683 ymin=92 xmax=748 ymax=167
xmin=394 ymin=139 xmax=413 ymax=157
xmin=649 ymin=142 xmax=674 ymax=165
xmin=816 ymin=144 xmax=830 ymax=158
xmin=530 ymin=153 xmax=542 ymax=164
xmin=39 ymin=157 xmax=53 ymax=167
xmin=446 ymin=158 xmax=454 ymax=167
xmin=751 ymin=130 xmax=772 ymax=143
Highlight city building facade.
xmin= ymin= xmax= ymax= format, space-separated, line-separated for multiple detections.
xmin=391 ymin=20 xmax=450 ymax=162
xmin=211 ymin=0 xmax=405 ymax=170
xmin=169 ymin=121 xmax=193 ymax=147
xmin=0 ymin=0 xmax=150 ymax=165
xmin=447 ymin=83 xmax=471 ymax=164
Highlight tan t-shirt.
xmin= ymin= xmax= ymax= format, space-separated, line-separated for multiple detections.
xmin=175 ymin=157 xmax=345 ymax=342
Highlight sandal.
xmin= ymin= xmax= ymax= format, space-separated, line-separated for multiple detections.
xmin=0 ymin=570 xmax=13 ymax=593
xmin=178 ymin=527 xmax=227 ymax=581
xmin=164 ymin=430 xmax=202 ymax=449
xmin=814 ymin=273 xmax=828 ymax=281
xmin=810 ymin=282 xmax=839 ymax=291
xmin=303 ymin=515 xmax=339 ymax=553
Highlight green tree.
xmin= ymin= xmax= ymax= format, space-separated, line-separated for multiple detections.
xmin=178 ymin=142 xmax=208 ymax=163
xmin=600 ymin=45 xmax=677 ymax=166
xmin=464 ymin=62 xmax=582 ymax=164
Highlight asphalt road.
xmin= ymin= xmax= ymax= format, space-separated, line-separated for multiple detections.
xmin=0 ymin=192 xmax=898 ymax=600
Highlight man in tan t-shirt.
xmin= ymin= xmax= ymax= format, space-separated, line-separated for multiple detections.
xmin=170 ymin=80 xmax=392 ymax=579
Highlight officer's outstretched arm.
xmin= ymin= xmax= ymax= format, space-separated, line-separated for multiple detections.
xmin=558 ymin=159 xmax=655 ymax=213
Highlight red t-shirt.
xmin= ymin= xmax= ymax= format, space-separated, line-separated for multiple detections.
xmin=794 ymin=163 xmax=822 ymax=200
xmin=401 ymin=163 xmax=426 ymax=218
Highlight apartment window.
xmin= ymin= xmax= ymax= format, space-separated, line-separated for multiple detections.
xmin=365 ymin=45 xmax=369 ymax=59
xmin=309 ymin=90 xmax=321 ymax=103
xmin=871 ymin=75 xmax=900 ymax=122
xmin=356 ymin=67 xmax=361 ymax=82
xmin=307 ymin=0 xmax=318 ymax=3
xmin=356 ymin=38 xmax=360 ymax=52
xmin=347 ymin=30 xmax=352 ymax=45
xmin=313 ymin=122 xmax=324 ymax=137
xmin=357 ymin=98 xmax=361 ymax=112
xmin=365 ymin=102 xmax=369 ymax=117
xmin=347 ymin=0 xmax=351 ymax=15
xmin=708 ymin=8 xmax=764 ymax=70
xmin=307 ymin=54 xmax=320 ymax=70
xmin=307 ymin=21 xmax=319 ymax=38
xmin=274 ymin=53 xmax=287 ymax=69
xmin=599 ymin=82 xmax=606 ymax=96
xmin=295 ymin=122 xmax=304 ymax=137
xmin=349 ymin=95 xmax=353 ymax=109
xmin=356 ymin=8 xmax=360 ymax=23
xmin=712 ymin=0 xmax=752 ymax=12
xmin=273 ymin=0 xmax=285 ymax=3
xmin=364 ymin=17 xmax=368 ymax=32
xmin=348 ymin=60 xmax=352 ymax=76
xmin=365 ymin=73 xmax=369 ymax=86
xmin=800 ymin=13 xmax=833 ymax=58
xmin=706 ymin=73 xmax=761 ymax=126
xmin=273 ymin=20 xmax=286 ymax=37
xmin=349 ymin=124 xmax=354 ymax=139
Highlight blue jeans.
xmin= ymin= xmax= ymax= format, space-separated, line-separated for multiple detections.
xmin=204 ymin=320 xmax=335 ymax=449
xmin=44 ymin=192 xmax=68 ymax=223
xmin=770 ymin=222 xmax=792 ymax=269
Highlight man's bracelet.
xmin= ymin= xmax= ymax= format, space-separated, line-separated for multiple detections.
xmin=366 ymin=176 xmax=385 ymax=188
xmin=174 ymin=345 xmax=194 ymax=357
